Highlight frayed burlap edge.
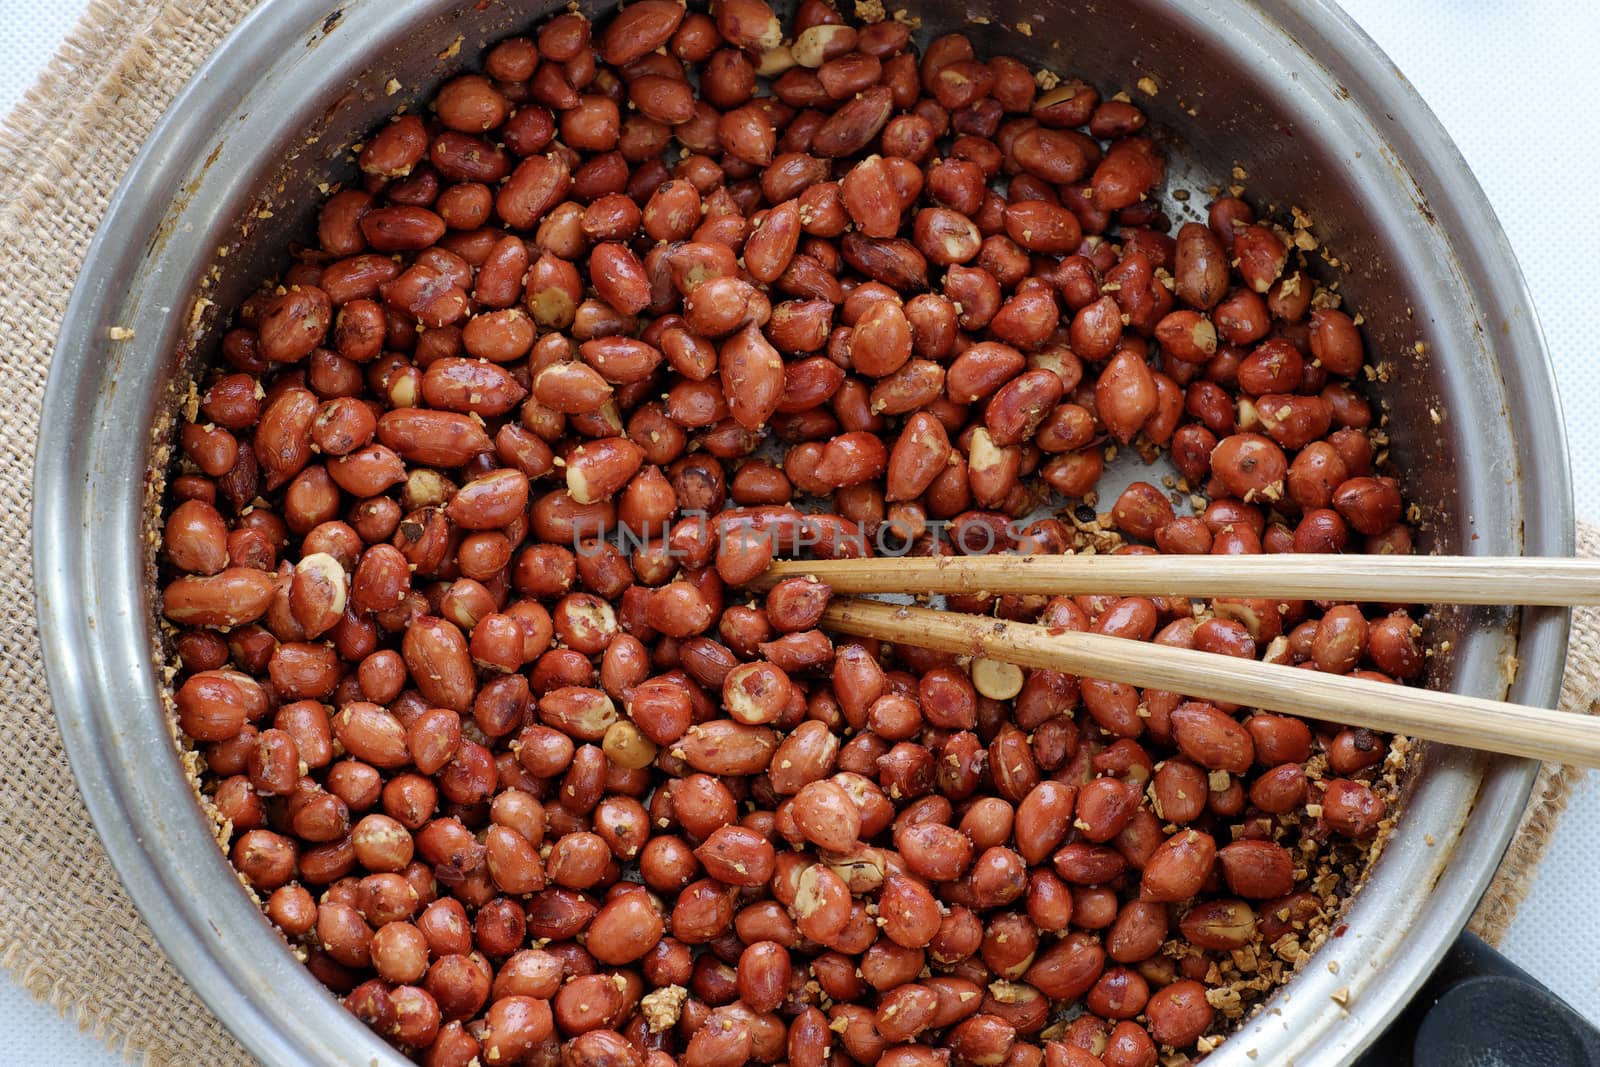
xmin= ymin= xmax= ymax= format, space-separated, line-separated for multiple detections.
xmin=0 ymin=0 xmax=1583 ymax=1060
xmin=1467 ymin=764 xmax=1581 ymax=946
xmin=1466 ymin=520 xmax=1600 ymax=946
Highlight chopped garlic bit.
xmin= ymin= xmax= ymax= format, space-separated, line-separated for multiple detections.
xmin=641 ymin=985 xmax=688 ymax=1032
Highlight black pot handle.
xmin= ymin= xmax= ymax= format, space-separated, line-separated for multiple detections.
xmin=1354 ymin=930 xmax=1600 ymax=1066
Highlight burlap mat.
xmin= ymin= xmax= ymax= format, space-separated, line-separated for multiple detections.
xmin=0 ymin=1 xmax=1588 ymax=1062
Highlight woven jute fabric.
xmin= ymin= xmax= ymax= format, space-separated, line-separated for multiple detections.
xmin=0 ymin=1 xmax=1587 ymax=1062
xmin=1466 ymin=520 xmax=1600 ymax=945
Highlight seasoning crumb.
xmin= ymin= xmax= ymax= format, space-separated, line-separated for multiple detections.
xmin=1034 ymin=68 xmax=1061 ymax=90
xmin=988 ymin=980 xmax=1030 ymax=1003
xmin=384 ymin=78 xmax=402 ymax=96
xmin=1015 ymin=20 xmax=1032 ymax=35
xmin=1205 ymin=985 xmax=1243 ymax=1018
xmin=641 ymin=985 xmax=687 ymax=1032
xmin=1137 ymin=75 xmax=1159 ymax=96
xmin=1327 ymin=960 xmax=1340 ymax=975
xmin=187 ymin=296 xmax=213 ymax=335
xmin=437 ymin=35 xmax=464 ymax=59
xmin=108 ymin=325 xmax=135 ymax=341
xmin=1330 ymin=986 xmax=1350 ymax=1006
xmin=854 ymin=0 xmax=886 ymax=21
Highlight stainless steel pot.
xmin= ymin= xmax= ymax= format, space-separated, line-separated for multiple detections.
xmin=33 ymin=1 xmax=1573 ymax=1064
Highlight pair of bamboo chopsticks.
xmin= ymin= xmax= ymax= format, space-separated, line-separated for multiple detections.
xmin=744 ymin=555 xmax=1600 ymax=768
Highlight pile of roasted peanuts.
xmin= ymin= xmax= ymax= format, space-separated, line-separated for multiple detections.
xmin=160 ymin=0 xmax=1420 ymax=1063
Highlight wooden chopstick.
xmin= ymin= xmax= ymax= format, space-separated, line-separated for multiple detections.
xmin=818 ymin=597 xmax=1600 ymax=767
xmin=747 ymin=554 xmax=1598 ymax=606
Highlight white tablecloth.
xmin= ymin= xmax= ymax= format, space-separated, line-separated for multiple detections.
xmin=0 ymin=0 xmax=1595 ymax=1060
